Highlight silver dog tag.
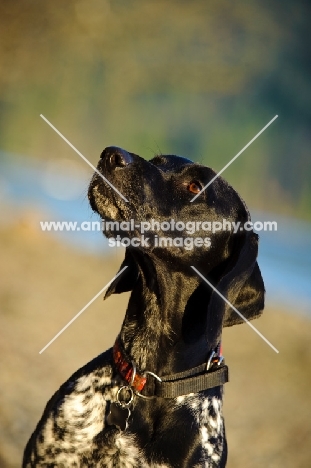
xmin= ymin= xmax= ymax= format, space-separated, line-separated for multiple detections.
xmin=107 ymin=402 xmax=131 ymax=431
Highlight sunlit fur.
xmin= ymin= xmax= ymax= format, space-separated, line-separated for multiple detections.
xmin=24 ymin=147 xmax=264 ymax=467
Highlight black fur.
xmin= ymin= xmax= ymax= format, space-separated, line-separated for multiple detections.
xmin=23 ymin=147 xmax=265 ymax=467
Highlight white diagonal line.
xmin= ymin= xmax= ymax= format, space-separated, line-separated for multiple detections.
xmin=191 ymin=115 xmax=278 ymax=202
xmin=40 ymin=114 xmax=128 ymax=202
xmin=39 ymin=266 xmax=128 ymax=354
xmin=191 ymin=266 xmax=279 ymax=353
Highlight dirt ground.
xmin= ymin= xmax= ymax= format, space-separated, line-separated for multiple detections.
xmin=0 ymin=216 xmax=310 ymax=467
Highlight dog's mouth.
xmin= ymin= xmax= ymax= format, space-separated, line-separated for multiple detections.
xmin=88 ymin=146 xmax=151 ymax=243
xmin=88 ymin=147 xmax=132 ymax=212
xmin=88 ymin=180 xmax=133 ymax=241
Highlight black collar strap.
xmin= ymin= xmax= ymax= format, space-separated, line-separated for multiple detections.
xmin=114 ymin=336 xmax=229 ymax=399
xmin=151 ymin=361 xmax=229 ymax=399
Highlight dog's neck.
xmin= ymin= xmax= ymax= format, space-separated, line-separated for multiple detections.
xmin=120 ymin=256 xmax=214 ymax=376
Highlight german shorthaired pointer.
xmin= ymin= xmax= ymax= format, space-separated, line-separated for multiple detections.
xmin=23 ymin=147 xmax=264 ymax=467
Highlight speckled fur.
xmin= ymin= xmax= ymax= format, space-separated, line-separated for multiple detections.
xmin=23 ymin=349 xmax=226 ymax=467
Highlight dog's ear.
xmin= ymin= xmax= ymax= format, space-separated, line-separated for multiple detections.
xmin=104 ymin=249 xmax=140 ymax=300
xmin=205 ymin=230 xmax=265 ymax=346
xmin=221 ymin=231 xmax=265 ymax=327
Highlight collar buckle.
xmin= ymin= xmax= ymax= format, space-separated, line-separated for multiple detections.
xmin=206 ymin=349 xmax=224 ymax=371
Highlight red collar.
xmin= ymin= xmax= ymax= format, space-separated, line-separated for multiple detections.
xmin=113 ymin=336 xmax=224 ymax=395
xmin=113 ymin=337 xmax=147 ymax=392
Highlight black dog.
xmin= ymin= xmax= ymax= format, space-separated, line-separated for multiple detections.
xmin=23 ymin=147 xmax=264 ymax=467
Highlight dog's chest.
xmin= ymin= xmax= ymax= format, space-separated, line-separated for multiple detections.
xmin=175 ymin=393 xmax=225 ymax=466
xmin=32 ymin=365 xmax=225 ymax=467
xmin=25 ymin=356 xmax=224 ymax=468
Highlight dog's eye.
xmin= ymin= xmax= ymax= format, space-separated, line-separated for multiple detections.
xmin=187 ymin=181 xmax=202 ymax=194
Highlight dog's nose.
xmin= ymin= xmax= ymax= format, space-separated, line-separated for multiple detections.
xmin=100 ymin=146 xmax=133 ymax=169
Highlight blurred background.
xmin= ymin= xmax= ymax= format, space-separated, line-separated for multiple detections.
xmin=0 ymin=1 xmax=310 ymax=466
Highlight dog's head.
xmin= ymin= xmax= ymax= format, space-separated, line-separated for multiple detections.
xmin=88 ymin=146 xmax=264 ymax=341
